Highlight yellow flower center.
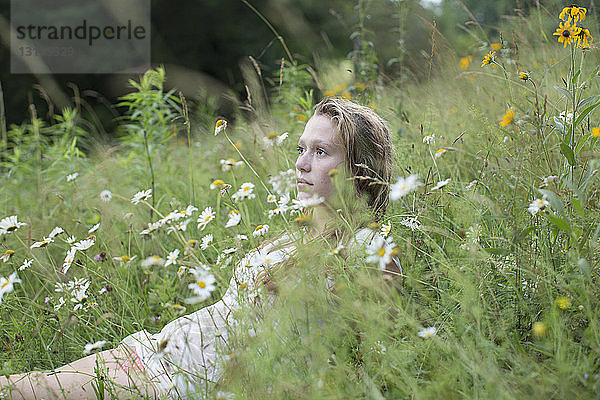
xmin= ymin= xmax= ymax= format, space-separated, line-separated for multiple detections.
xmin=121 ymin=256 xmax=131 ymax=262
xmin=243 ymin=186 xmax=250 ymax=192
xmin=377 ymin=248 xmax=386 ymax=257
xmin=212 ymin=179 xmax=224 ymax=186
xmin=3 ymin=250 xmax=15 ymax=256
xmin=1 ymin=281 xmax=9 ymax=288
xmin=267 ymin=132 xmax=279 ymax=140
xmin=216 ymin=119 xmax=226 ymax=128
xmin=7 ymin=225 xmax=17 ymax=232
xmin=205 ymin=216 xmax=211 ymax=222
xmin=197 ymin=281 xmax=206 ymax=289
xmin=256 ymin=225 xmax=263 ymax=230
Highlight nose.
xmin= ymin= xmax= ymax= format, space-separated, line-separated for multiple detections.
xmin=295 ymin=150 xmax=311 ymax=173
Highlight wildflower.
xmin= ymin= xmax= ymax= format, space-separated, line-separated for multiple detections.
xmin=83 ymin=340 xmax=107 ymax=355
xmin=253 ymin=224 xmax=269 ymax=238
xmin=73 ymin=237 xmax=95 ymax=251
xmin=88 ymin=223 xmax=100 ymax=234
xmin=490 ymin=43 xmax=501 ymax=50
xmin=140 ymin=221 xmax=161 ymax=235
xmin=541 ymin=175 xmax=559 ymax=187
xmin=225 ymin=209 xmax=241 ymax=228
xmin=220 ymin=158 xmax=243 ymax=172
xmin=66 ymin=235 xmax=76 ymax=244
xmin=113 ymin=255 xmax=136 ymax=264
xmin=66 ymin=172 xmax=79 ymax=182
xmin=214 ymin=119 xmax=227 ymax=135
xmin=30 ymin=237 xmax=54 ymax=249
xmin=592 ymin=127 xmax=600 ymax=137
xmin=0 ymin=250 xmax=15 ymax=263
xmin=0 ymin=272 xmax=21 ymax=302
xmin=400 ymin=217 xmax=421 ymax=231
xmin=459 ymin=56 xmax=472 ymax=69
xmin=576 ymin=28 xmax=593 ymax=48
xmin=19 ymin=259 xmax=32 ymax=271
xmin=553 ymin=20 xmax=581 ymax=48
xmin=236 ymin=234 xmax=248 ymax=241
xmin=268 ymin=203 xmax=289 ymax=219
xmin=294 ymin=213 xmax=312 ymax=226
xmin=231 ymin=182 xmax=256 ymax=201
xmin=186 ymin=267 xmax=216 ymax=303
xmin=418 ymin=326 xmax=437 ymax=339
xmin=168 ymin=219 xmax=191 ymax=234
xmin=141 ymin=255 xmax=164 ymax=268
xmin=422 ymin=134 xmax=435 ymax=144
xmin=201 ymin=234 xmax=213 ymax=250
xmin=263 ymin=131 xmax=289 ymax=147
xmin=48 ymin=227 xmax=64 ymax=238
xmin=292 ymin=194 xmax=325 ymax=208
xmin=559 ymin=6 xmax=586 ymax=24
xmin=558 ymin=111 xmax=574 ymax=125
xmin=371 ymin=341 xmax=387 ymax=355
xmin=431 ymin=178 xmax=451 ymax=191
xmin=555 ymin=296 xmax=571 ymax=310
xmin=61 ymin=248 xmax=77 ymax=274
xmin=465 ymin=180 xmax=478 ymax=190
xmin=0 ymin=215 xmax=27 ymax=235
xmin=210 ymin=179 xmax=227 ymax=190
xmin=329 ymin=244 xmax=345 ymax=256
xmin=165 ymin=249 xmax=180 ymax=267
xmin=389 ymin=174 xmax=423 ymax=200
xmin=366 ymin=235 xmax=398 ymax=270
xmin=434 ymin=148 xmax=447 ymax=159
xmin=518 ymin=72 xmax=529 ymax=81
xmin=197 ymin=207 xmax=215 ymax=230
xmin=100 ymin=190 xmax=112 ymax=202
xmin=481 ymin=50 xmax=495 ymax=67
xmin=245 ymin=247 xmax=288 ymax=269
xmin=532 ymin=321 xmax=547 ymax=337
xmin=528 ymin=198 xmax=550 ymax=216
xmin=267 ymin=194 xmax=277 ymax=203
xmin=183 ymin=205 xmax=198 ymax=216
xmin=131 ymin=189 xmax=152 ymax=205
xmin=54 ymin=297 xmax=66 ymax=311
xmin=380 ymin=222 xmax=391 ymax=238
xmin=499 ymin=108 xmax=515 ymax=127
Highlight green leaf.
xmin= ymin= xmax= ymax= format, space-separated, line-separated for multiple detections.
xmin=546 ymin=213 xmax=572 ymax=234
xmin=513 ymin=226 xmax=535 ymax=243
xmin=553 ymin=85 xmax=573 ymax=102
xmin=538 ymin=189 xmax=564 ymax=213
xmin=577 ymin=94 xmax=600 ymax=110
xmin=560 ymin=142 xmax=576 ymax=166
xmin=572 ymin=197 xmax=585 ymax=216
xmin=574 ymin=101 xmax=600 ymax=129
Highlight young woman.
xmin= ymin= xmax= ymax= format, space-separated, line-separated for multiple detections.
xmin=0 ymin=97 xmax=400 ymax=399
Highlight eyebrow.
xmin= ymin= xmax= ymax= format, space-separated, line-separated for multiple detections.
xmin=297 ymin=139 xmax=335 ymax=148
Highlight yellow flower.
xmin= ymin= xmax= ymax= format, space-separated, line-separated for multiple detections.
xmin=490 ymin=43 xmax=501 ymax=50
xmin=296 ymin=114 xmax=307 ymax=122
xmin=323 ymin=90 xmax=336 ymax=97
xmin=294 ymin=214 xmax=312 ymax=226
xmin=576 ymin=28 xmax=593 ymax=48
xmin=592 ymin=127 xmax=600 ymax=137
xmin=214 ymin=119 xmax=227 ymax=135
xmin=459 ymin=56 xmax=472 ymax=69
xmin=481 ymin=51 xmax=495 ymax=67
xmin=518 ymin=72 xmax=529 ymax=81
xmin=532 ymin=321 xmax=547 ymax=337
xmin=210 ymin=179 xmax=226 ymax=190
xmin=553 ymin=20 xmax=582 ymax=48
xmin=555 ymin=296 xmax=571 ymax=310
xmin=341 ymin=92 xmax=351 ymax=99
xmin=499 ymin=108 xmax=515 ymax=127
xmin=560 ymin=6 xmax=586 ymax=23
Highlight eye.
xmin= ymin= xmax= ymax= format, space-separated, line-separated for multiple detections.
xmin=316 ymin=148 xmax=327 ymax=156
xmin=297 ymin=145 xmax=305 ymax=154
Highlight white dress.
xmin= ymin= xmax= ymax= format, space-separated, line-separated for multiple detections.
xmin=121 ymin=228 xmax=392 ymax=399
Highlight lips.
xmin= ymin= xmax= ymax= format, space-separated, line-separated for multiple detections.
xmin=297 ymin=178 xmax=312 ymax=185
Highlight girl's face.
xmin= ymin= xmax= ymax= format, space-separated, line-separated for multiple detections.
xmin=295 ymin=115 xmax=346 ymax=202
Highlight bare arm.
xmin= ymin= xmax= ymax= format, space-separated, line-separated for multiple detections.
xmin=0 ymin=345 xmax=158 ymax=400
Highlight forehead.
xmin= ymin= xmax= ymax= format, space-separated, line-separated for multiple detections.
xmin=298 ymin=115 xmax=341 ymax=146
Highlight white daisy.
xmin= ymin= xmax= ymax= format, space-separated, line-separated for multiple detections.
xmin=140 ymin=221 xmax=161 ymax=235
xmin=263 ymin=131 xmax=289 ymax=147
xmin=528 ymin=198 xmax=550 ymax=216
xmin=380 ymin=222 xmax=391 ymax=237
xmin=183 ymin=205 xmax=198 ymax=216
xmin=431 ymin=178 xmax=451 ymax=191
xmin=329 ymin=244 xmax=345 ymax=256
xmin=66 ymin=235 xmax=77 ymax=244
xmin=266 ymin=194 xmax=277 ymax=203
xmin=268 ymin=204 xmax=289 ymax=219
xmin=231 ymin=182 xmax=256 ymax=201
xmin=30 ymin=237 xmax=54 ymax=249
xmin=365 ymin=235 xmax=397 ymax=270
xmin=0 ymin=215 xmax=27 ymax=235
xmin=61 ymin=248 xmax=77 ymax=274
xmin=88 ymin=223 xmax=100 ymax=234
xmin=235 ymin=234 xmax=248 ymax=241
xmin=220 ymin=158 xmax=244 ymax=171
xmin=268 ymin=169 xmax=296 ymax=195
xmin=186 ymin=267 xmax=216 ymax=303
xmin=253 ymin=224 xmax=269 ymax=238
xmin=197 ymin=207 xmax=215 ymax=231
xmin=167 ymin=219 xmax=191 ymax=234
xmin=0 ymin=250 xmax=15 ymax=263
xmin=465 ymin=180 xmax=477 ymax=190
xmin=400 ymin=217 xmax=421 ymax=231
xmin=66 ymin=172 xmax=79 ymax=182
xmin=422 ymin=134 xmax=435 ymax=144
xmin=83 ymin=340 xmax=107 ymax=355
xmin=165 ymin=249 xmax=180 ymax=267
xmin=100 ymin=190 xmax=112 ymax=202
xmin=54 ymin=297 xmax=66 ymax=311
xmin=141 ymin=255 xmax=164 ymax=268
xmin=389 ymin=174 xmax=423 ymax=200
xmin=225 ymin=210 xmax=241 ymax=228
xmin=48 ymin=226 xmax=64 ymax=238
xmin=0 ymin=272 xmax=21 ymax=303
xmin=73 ymin=238 xmax=95 ymax=251
xmin=131 ymin=189 xmax=152 ymax=205
xmin=418 ymin=326 xmax=437 ymax=339
xmin=434 ymin=148 xmax=447 ymax=159
xmin=291 ymin=194 xmax=325 ymax=209
xmin=201 ymin=234 xmax=213 ymax=250
xmin=214 ymin=119 xmax=227 ymax=135
xmin=210 ymin=179 xmax=227 ymax=190
xmin=19 ymin=259 xmax=33 ymax=271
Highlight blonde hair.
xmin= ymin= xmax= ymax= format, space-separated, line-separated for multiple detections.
xmin=314 ymin=97 xmax=394 ymax=222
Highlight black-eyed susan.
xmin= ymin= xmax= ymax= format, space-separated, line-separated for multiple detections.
xmin=481 ymin=51 xmax=495 ymax=67
xmin=576 ymin=28 xmax=593 ymax=48
xmin=559 ymin=6 xmax=586 ymax=24
xmin=553 ymin=20 xmax=582 ymax=48
xmin=499 ymin=108 xmax=515 ymax=127
xmin=459 ymin=56 xmax=472 ymax=69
